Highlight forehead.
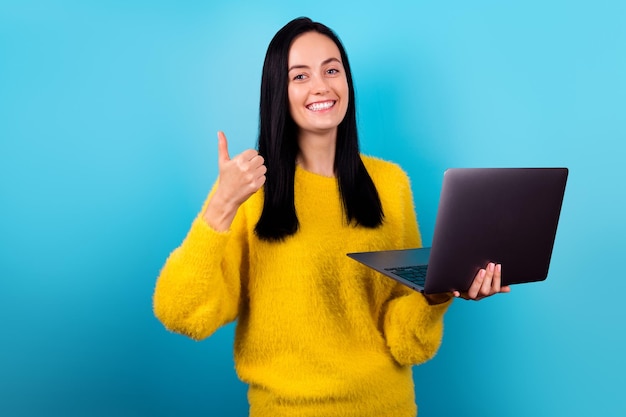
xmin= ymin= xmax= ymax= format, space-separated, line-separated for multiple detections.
xmin=288 ymin=32 xmax=342 ymax=66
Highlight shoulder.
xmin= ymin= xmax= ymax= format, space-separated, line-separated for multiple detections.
xmin=361 ymin=154 xmax=411 ymax=186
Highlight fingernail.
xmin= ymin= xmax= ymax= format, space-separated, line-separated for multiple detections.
xmin=496 ymin=264 xmax=502 ymax=273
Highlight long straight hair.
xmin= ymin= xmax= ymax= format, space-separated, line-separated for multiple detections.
xmin=255 ymin=17 xmax=384 ymax=241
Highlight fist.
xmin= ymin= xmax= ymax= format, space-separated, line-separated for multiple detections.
xmin=215 ymin=131 xmax=267 ymax=207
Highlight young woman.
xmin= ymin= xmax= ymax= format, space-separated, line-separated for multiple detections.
xmin=153 ymin=17 xmax=509 ymax=417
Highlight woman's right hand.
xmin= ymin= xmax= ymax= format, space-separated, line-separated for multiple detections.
xmin=202 ymin=131 xmax=267 ymax=231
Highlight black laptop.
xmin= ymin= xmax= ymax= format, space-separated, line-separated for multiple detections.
xmin=347 ymin=168 xmax=568 ymax=294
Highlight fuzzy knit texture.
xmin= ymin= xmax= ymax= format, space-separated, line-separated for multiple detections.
xmin=153 ymin=155 xmax=452 ymax=417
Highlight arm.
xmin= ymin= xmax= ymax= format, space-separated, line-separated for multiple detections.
xmin=153 ymin=132 xmax=265 ymax=340
xmin=381 ymin=168 xmax=509 ymax=364
xmin=152 ymin=187 xmax=249 ymax=340
xmin=383 ymin=287 xmax=451 ymax=366
xmin=381 ymin=167 xmax=452 ymax=365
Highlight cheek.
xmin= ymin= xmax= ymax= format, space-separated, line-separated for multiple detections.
xmin=335 ymin=78 xmax=349 ymax=103
xmin=338 ymin=83 xmax=350 ymax=113
xmin=288 ymin=84 xmax=305 ymax=103
xmin=287 ymin=86 xmax=304 ymax=114
xmin=287 ymin=89 xmax=298 ymax=118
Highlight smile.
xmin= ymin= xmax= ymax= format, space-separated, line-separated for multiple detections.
xmin=306 ymin=101 xmax=335 ymax=112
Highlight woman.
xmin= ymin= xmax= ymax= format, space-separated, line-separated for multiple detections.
xmin=153 ymin=17 xmax=509 ymax=417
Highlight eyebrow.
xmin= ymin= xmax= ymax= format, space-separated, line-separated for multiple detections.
xmin=288 ymin=57 xmax=342 ymax=72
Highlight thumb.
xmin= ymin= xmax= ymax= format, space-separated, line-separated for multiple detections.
xmin=217 ymin=131 xmax=230 ymax=164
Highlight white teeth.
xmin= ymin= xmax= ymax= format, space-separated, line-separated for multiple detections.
xmin=307 ymin=101 xmax=335 ymax=111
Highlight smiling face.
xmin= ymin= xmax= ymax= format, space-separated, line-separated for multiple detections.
xmin=287 ymin=31 xmax=349 ymax=139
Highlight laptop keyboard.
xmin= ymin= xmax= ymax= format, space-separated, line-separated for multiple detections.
xmin=385 ymin=265 xmax=427 ymax=287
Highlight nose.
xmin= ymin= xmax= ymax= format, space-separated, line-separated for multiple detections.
xmin=310 ymin=74 xmax=329 ymax=94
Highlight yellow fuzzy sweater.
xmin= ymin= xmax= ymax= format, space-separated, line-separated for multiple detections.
xmin=153 ymin=156 xmax=451 ymax=417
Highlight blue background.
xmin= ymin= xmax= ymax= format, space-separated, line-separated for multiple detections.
xmin=1 ymin=0 xmax=624 ymax=416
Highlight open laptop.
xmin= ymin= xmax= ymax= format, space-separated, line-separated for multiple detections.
xmin=347 ymin=168 xmax=568 ymax=294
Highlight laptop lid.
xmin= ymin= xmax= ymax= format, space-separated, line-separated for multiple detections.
xmin=348 ymin=167 xmax=568 ymax=294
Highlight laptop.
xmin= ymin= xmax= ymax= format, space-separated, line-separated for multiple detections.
xmin=347 ymin=168 xmax=568 ymax=294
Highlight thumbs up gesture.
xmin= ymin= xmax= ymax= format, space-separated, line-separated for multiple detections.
xmin=216 ymin=131 xmax=267 ymax=205
xmin=203 ymin=131 xmax=267 ymax=231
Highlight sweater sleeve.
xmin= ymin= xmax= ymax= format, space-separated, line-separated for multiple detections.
xmin=152 ymin=188 xmax=248 ymax=341
xmin=382 ymin=168 xmax=453 ymax=366
xmin=383 ymin=288 xmax=452 ymax=366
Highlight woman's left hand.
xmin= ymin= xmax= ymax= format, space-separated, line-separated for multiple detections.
xmin=453 ymin=262 xmax=510 ymax=301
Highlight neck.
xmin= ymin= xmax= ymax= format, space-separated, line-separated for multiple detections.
xmin=297 ymin=130 xmax=337 ymax=177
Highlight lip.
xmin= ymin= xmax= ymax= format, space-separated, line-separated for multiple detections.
xmin=306 ymin=100 xmax=336 ymax=112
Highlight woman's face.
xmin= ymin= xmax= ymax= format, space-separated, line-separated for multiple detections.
xmin=287 ymin=31 xmax=349 ymax=138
